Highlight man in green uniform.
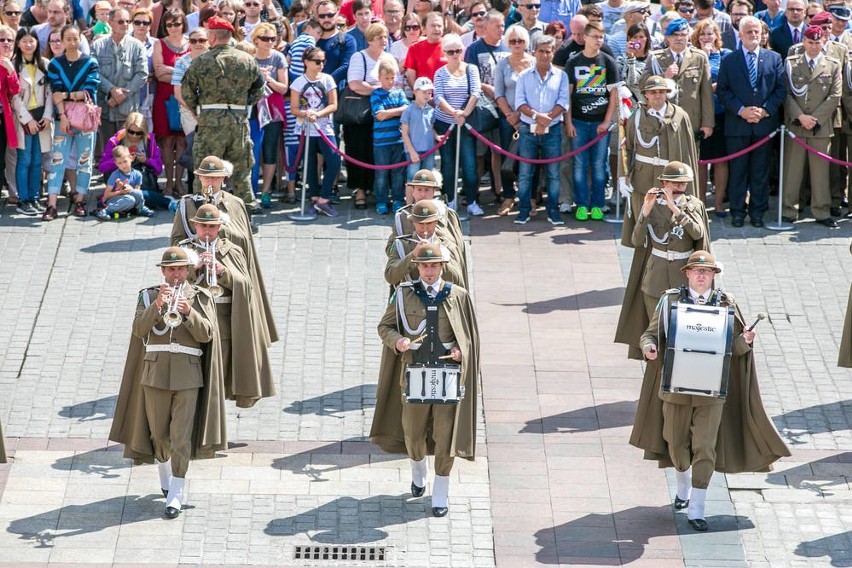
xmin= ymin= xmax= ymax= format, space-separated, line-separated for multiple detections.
xmin=398 ymin=169 xmax=465 ymax=259
xmin=372 ymin=244 xmax=480 ymax=517
xmin=180 ymin=204 xmax=275 ymax=408
xmin=181 ymin=16 xmax=265 ymax=210
xmin=630 ymin=251 xmax=790 ymax=531
xmin=109 ymin=247 xmax=227 ymax=519
xmin=0 ymin=419 xmax=6 ymax=463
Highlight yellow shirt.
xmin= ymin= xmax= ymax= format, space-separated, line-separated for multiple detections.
xmin=25 ymin=63 xmax=37 ymax=110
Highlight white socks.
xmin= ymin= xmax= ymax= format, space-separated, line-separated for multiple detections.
xmin=410 ymin=458 xmax=428 ymax=488
xmin=687 ymin=487 xmax=707 ymax=520
xmin=157 ymin=459 xmax=172 ymax=492
xmin=432 ymin=475 xmax=450 ymax=508
xmin=676 ymin=468 xmax=692 ymax=501
xmin=166 ymin=477 xmax=186 ymax=512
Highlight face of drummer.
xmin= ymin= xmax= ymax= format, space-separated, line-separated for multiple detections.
xmin=194 ymin=223 xmax=220 ymax=243
xmin=412 ymin=219 xmax=437 ymax=239
xmin=417 ymin=261 xmax=444 ymax=285
xmin=162 ymin=265 xmax=190 ymax=285
xmin=684 ymin=266 xmax=714 ymax=294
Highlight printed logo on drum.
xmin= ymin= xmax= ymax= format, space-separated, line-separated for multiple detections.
xmin=686 ymin=323 xmax=717 ymax=333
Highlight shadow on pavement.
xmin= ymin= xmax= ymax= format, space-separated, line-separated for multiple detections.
xmin=271 ymin=437 xmax=367 ymax=482
xmin=264 ymin=494 xmax=427 ymax=543
xmin=58 ymin=395 xmax=117 ymax=422
xmin=764 ymin=452 xmax=852 ymax=496
xmin=80 ymin=235 xmax=170 ymax=253
xmin=7 ymin=495 xmax=165 ymax=547
xmin=795 ymin=531 xmax=852 ymax=566
xmin=772 ymin=400 xmax=852 ymax=446
xmin=534 ymin=506 xmax=754 ymax=565
xmin=51 ymin=448 xmax=129 ymax=478
xmin=499 ymin=287 xmax=624 ymax=314
xmin=283 ymin=384 xmax=377 ymax=417
xmin=521 ymin=400 xmax=637 ymax=435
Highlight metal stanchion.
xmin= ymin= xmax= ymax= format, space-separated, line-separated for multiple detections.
xmin=288 ymin=127 xmax=317 ymax=222
xmin=766 ymin=126 xmax=793 ymax=231
xmin=605 ymin=122 xmax=623 ymax=224
xmin=455 ymin=124 xmax=469 ymax=222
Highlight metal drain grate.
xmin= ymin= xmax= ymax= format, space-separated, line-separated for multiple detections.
xmin=294 ymin=545 xmax=387 ymax=561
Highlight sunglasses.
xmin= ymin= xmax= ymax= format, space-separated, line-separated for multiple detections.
xmin=133 ymin=20 xmax=151 ymax=25
xmin=678 ymin=7 xmax=694 ymax=12
xmin=189 ymin=37 xmax=207 ymax=44
xmin=165 ymin=21 xmax=183 ymax=27
xmin=309 ymin=58 xmax=325 ymax=64
xmin=508 ymin=37 xmax=525 ymax=45
xmin=471 ymin=10 xmax=486 ymax=17
xmin=523 ymin=3 xmax=540 ymax=8
xmin=404 ymin=24 xmax=421 ymax=30
xmin=0 ymin=38 xmax=14 ymax=43
xmin=3 ymin=10 xmax=20 ymax=16
xmin=257 ymin=35 xmax=276 ymax=42
xmin=317 ymin=12 xmax=335 ymax=18
xmin=127 ymin=129 xmax=144 ymax=135
xmin=444 ymin=48 xmax=462 ymax=55
xmin=244 ymin=2 xmax=260 ymax=6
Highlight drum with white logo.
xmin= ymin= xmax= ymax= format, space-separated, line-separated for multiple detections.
xmin=405 ymin=364 xmax=462 ymax=404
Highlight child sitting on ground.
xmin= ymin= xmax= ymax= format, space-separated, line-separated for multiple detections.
xmin=96 ymin=146 xmax=156 ymax=220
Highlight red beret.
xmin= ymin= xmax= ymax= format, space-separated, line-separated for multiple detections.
xmin=803 ymin=24 xmax=824 ymax=40
xmin=207 ymin=16 xmax=235 ymax=32
xmin=809 ymin=11 xmax=832 ymax=26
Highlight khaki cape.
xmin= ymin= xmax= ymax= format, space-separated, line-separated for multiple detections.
xmin=629 ymin=291 xmax=791 ymax=473
xmin=188 ymin=238 xmax=276 ymax=408
xmin=0 ymin=419 xmax=5 ymax=463
xmin=370 ymin=282 xmax=481 ymax=460
xmin=839 ymin=244 xmax=852 ymax=367
xmin=172 ymin=192 xmax=279 ymax=346
xmin=109 ymin=287 xmax=228 ymax=463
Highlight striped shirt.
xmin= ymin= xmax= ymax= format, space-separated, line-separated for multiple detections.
xmin=288 ymin=34 xmax=316 ymax=83
xmin=47 ymin=54 xmax=100 ymax=114
xmin=433 ymin=64 xmax=481 ymax=125
xmin=370 ymin=87 xmax=408 ymax=147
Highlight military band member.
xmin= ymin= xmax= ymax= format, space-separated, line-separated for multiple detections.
xmin=629 ymin=251 xmax=790 ymax=531
xmin=783 ymin=25 xmax=843 ymax=228
xmin=398 ymin=169 xmax=465 ymax=258
xmin=182 ymin=204 xmax=275 ymax=408
xmin=371 ymin=244 xmax=481 ymax=517
xmin=386 ymin=200 xmax=468 ymax=290
xmin=109 ymin=247 xmax=227 ymax=519
xmin=172 ymin=155 xmax=279 ymax=346
xmin=642 ymin=18 xmax=715 ymax=141
xmin=621 ymin=76 xmax=699 ymax=248
xmin=838 ymin=242 xmax=852 ymax=367
xmin=181 ymin=16 xmax=265 ymax=210
xmin=616 ymin=162 xmax=711 ymax=359
xmin=0 ymin=419 xmax=6 ymax=463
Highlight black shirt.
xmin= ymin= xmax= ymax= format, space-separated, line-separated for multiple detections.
xmin=554 ymin=40 xmax=615 ymax=68
xmin=564 ymin=51 xmax=620 ymax=121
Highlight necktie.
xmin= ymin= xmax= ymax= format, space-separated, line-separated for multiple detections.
xmin=696 ymin=296 xmax=706 ymax=305
xmin=747 ymin=51 xmax=757 ymax=87
xmin=808 ymin=58 xmax=815 ymax=71
xmin=793 ymin=28 xmax=800 ymax=43
xmin=675 ymin=53 xmax=682 ymax=67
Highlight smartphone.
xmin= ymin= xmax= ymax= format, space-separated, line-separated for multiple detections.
xmin=530 ymin=123 xmax=549 ymax=135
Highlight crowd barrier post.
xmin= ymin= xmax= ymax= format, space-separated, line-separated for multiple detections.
xmin=454 ymin=125 xmax=469 ymax=221
xmin=604 ymin=190 xmax=623 ymax=224
xmin=605 ymin=123 xmax=624 ymax=225
xmin=766 ymin=125 xmax=794 ymax=232
xmin=288 ymin=123 xmax=317 ymax=222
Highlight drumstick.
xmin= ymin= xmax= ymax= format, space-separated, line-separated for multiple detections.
xmin=747 ymin=312 xmax=767 ymax=331
xmin=438 ymin=354 xmax=456 ymax=360
xmin=410 ymin=333 xmax=428 ymax=345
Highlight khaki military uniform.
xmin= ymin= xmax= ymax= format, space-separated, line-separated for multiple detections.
xmin=385 ymin=231 xmax=468 ymax=290
xmin=839 ymin=242 xmax=852 ymax=368
xmin=783 ymin=53 xmax=842 ymax=220
xmin=838 ymin=35 xmax=852 ymax=207
xmin=621 ymin=102 xmax=698 ymax=247
xmin=642 ymin=47 xmax=715 ymax=133
xmin=181 ymin=44 xmax=265 ymax=205
xmin=0 ymin=419 xmax=6 ymax=463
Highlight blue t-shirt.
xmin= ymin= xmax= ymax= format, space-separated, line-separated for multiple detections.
xmin=464 ymin=39 xmax=509 ymax=87
xmin=400 ymin=103 xmax=435 ymax=153
xmin=107 ymin=167 xmax=143 ymax=191
xmin=370 ymin=87 xmax=408 ymax=147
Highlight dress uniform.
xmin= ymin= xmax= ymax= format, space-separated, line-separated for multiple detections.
xmin=400 ymin=169 xmax=465 ymax=254
xmin=838 ymin=241 xmax=852 ymax=367
xmin=172 ymin=156 xmax=279 ymax=347
xmin=783 ymin=25 xmax=842 ymax=226
xmin=621 ymin=76 xmax=699 ymax=248
xmin=180 ymin=17 xmax=264 ymax=208
xmin=109 ymin=247 xmax=227 ymax=519
xmin=0 ymin=419 xmax=6 ymax=463
xmin=371 ymin=244 xmax=480 ymax=517
xmin=181 ymin=204 xmax=275 ymax=408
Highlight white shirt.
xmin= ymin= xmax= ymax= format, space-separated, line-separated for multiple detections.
xmin=689 ymin=288 xmax=712 ymax=304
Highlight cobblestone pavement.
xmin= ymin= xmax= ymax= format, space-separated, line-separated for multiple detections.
xmin=0 ymin=191 xmax=850 ymax=567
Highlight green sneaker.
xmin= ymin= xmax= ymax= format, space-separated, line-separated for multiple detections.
xmin=260 ymin=193 xmax=273 ymax=208
xmin=590 ymin=207 xmax=604 ymax=220
xmin=575 ymin=206 xmax=589 ymax=221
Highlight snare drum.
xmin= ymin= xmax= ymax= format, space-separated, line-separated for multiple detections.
xmin=405 ymin=364 xmax=462 ymax=404
xmin=661 ymin=301 xmax=734 ymax=399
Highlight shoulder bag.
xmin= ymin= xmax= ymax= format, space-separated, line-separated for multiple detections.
xmin=335 ymin=52 xmax=373 ymax=126
xmin=465 ymin=65 xmax=498 ymax=134
xmin=65 ymin=91 xmax=101 ymax=133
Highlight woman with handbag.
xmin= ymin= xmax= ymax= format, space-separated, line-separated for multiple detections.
xmin=0 ymin=25 xmax=19 ymax=207
xmin=11 ymin=27 xmax=52 ymax=217
xmin=45 ymin=24 xmax=99 ymax=220
xmin=250 ymin=22 xmax=288 ymax=208
xmin=98 ymin=112 xmax=169 ymax=209
xmin=344 ymin=22 xmax=390 ymax=210
xmin=151 ymin=8 xmax=188 ymax=197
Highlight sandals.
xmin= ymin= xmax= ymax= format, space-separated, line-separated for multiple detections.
xmin=497 ymin=198 xmax=514 ymax=216
xmin=353 ymin=189 xmax=367 ymax=210
xmin=529 ymin=199 xmax=539 ymax=217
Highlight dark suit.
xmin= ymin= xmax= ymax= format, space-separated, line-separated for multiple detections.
xmin=717 ymin=47 xmax=787 ymax=221
xmin=722 ymin=28 xmax=739 ymax=52
xmin=768 ymin=21 xmax=804 ymax=62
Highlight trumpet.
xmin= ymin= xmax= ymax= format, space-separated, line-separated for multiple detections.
xmin=162 ymin=279 xmax=187 ymax=329
xmin=204 ymin=239 xmax=223 ymax=298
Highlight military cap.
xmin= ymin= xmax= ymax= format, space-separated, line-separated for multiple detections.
xmin=665 ymin=18 xmax=689 ymax=35
xmin=157 ymin=246 xmax=194 ymax=267
xmin=810 ymin=11 xmax=832 ymax=26
xmin=681 ymin=250 xmax=721 ymax=273
xmin=207 ymin=16 xmax=235 ymax=33
xmin=622 ymin=1 xmax=648 ymax=15
xmin=192 ymin=204 xmax=223 ymax=225
xmin=658 ymin=161 xmax=694 ymax=182
xmin=194 ymin=156 xmax=229 ymax=177
xmin=412 ymin=243 xmax=448 ymax=263
xmin=642 ymin=75 xmax=672 ymax=92
xmin=830 ymin=5 xmax=851 ymax=21
xmin=803 ymin=25 xmax=824 ymax=40
xmin=408 ymin=200 xmax=440 ymax=223
xmin=407 ymin=169 xmax=441 ymax=187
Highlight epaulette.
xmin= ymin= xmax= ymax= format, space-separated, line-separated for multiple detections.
xmin=825 ymin=55 xmax=841 ymax=65
xmin=663 ymin=288 xmax=680 ymax=295
xmin=787 ymin=52 xmax=804 ymax=61
xmin=399 ymin=281 xmax=415 ymax=288
xmin=178 ymin=237 xmax=194 ymax=246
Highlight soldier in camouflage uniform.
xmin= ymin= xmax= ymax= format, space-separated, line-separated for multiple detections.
xmin=181 ymin=17 xmax=264 ymax=210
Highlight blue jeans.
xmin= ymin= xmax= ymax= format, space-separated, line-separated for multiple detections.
xmin=306 ymin=135 xmax=340 ymax=200
xmin=572 ymin=119 xmax=609 ymax=209
xmin=405 ymin=151 xmax=436 ymax=181
xmin=16 ymin=134 xmax=42 ymax=202
xmin=105 ymin=189 xmax=145 ymax=213
xmin=250 ymin=117 xmax=262 ymax=194
xmin=373 ymin=143 xmax=405 ymax=204
xmin=47 ymin=129 xmax=95 ymax=196
xmin=517 ymin=125 xmax=561 ymax=217
xmin=435 ymin=121 xmax=477 ymax=204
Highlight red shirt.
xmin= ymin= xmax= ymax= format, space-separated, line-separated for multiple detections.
xmin=339 ymin=0 xmax=384 ymax=26
xmin=403 ymin=39 xmax=447 ymax=82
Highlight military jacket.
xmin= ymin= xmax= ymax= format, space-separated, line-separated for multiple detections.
xmin=784 ymin=53 xmax=842 ymax=138
xmin=642 ymin=47 xmax=715 ymax=130
xmin=789 ymin=41 xmax=847 ymax=128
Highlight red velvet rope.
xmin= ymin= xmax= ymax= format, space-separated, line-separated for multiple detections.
xmin=313 ymin=124 xmax=454 ymax=170
xmin=788 ymin=132 xmax=852 ymax=167
xmin=464 ymin=122 xmax=614 ymax=164
xmin=697 ymin=131 xmax=777 ymax=165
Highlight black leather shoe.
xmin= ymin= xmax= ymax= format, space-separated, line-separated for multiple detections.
xmin=432 ymin=507 xmax=448 ymax=517
xmin=165 ymin=506 xmax=181 ymax=519
xmin=781 ymin=216 xmax=796 ymax=223
xmin=162 ymin=488 xmax=169 ymax=498
xmin=688 ymin=518 xmax=709 ymax=532
xmin=731 ymin=217 xmax=744 ymax=228
xmin=674 ymin=497 xmax=689 ymax=510
xmin=831 ymin=206 xmax=842 ymax=217
xmin=817 ymin=217 xmax=839 ymax=228
xmin=411 ymin=482 xmax=425 ymax=498
xmin=750 ymin=218 xmax=764 ymax=228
